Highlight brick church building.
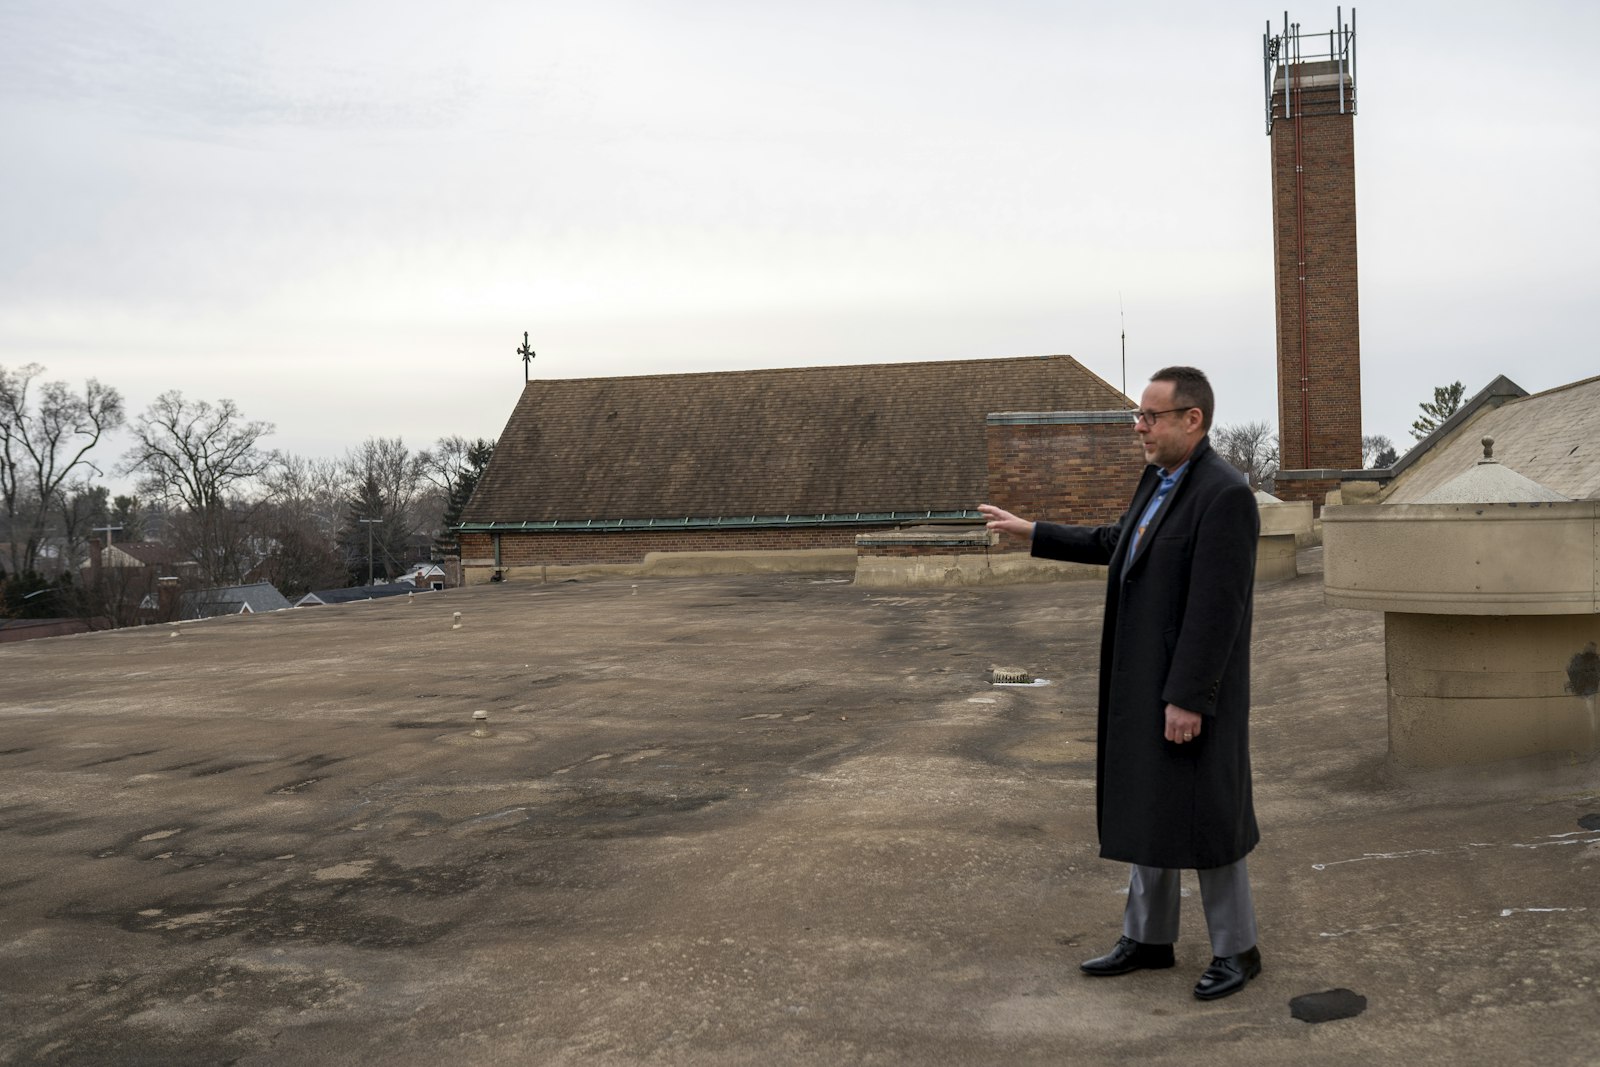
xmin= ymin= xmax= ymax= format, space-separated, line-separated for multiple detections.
xmin=456 ymin=355 xmax=1140 ymax=581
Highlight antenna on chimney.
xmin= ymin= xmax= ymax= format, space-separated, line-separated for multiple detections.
xmin=1119 ymin=293 xmax=1127 ymax=398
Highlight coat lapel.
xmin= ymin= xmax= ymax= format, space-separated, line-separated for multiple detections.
xmin=1121 ymin=437 xmax=1214 ymax=579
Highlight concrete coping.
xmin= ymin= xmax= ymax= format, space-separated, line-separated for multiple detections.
xmin=855 ymin=525 xmax=997 ymax=549
xmin=1322 ymin=500 xmax=1600 ymax=615
xmin=1277 ymin=467 xmax=1395 ymax=482
xmin=1272 ymin=71 xmax=1353 ymax=91
xmin=1258 ymin=499 xmax=1314 ymax=537
xmin=985 ymin=410 xmax=1134 ymax=426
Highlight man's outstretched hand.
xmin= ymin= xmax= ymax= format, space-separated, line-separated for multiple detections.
xmin=978 ymin=504 xmax=1034 ymax=540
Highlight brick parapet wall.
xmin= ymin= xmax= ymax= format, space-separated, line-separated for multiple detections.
xmin=460 ymin=525 xmax=881 ymax=567
xmin=458 ymin=414 xmax=1144 ymax=572
xmin=1272 ymin=475 xmax=1342 ymax=513
xmin=985 ymin=414 xmax=1145 ymax=553
xmin=1270 ymin=67 xmax=1362 ymax=473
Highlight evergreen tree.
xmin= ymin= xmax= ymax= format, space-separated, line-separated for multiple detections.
xmin=1410 ymin=381 xmax=1466 ymax=441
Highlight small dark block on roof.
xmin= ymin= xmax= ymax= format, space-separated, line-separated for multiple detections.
xmin=1289 ymin=988 xmax=1368 ymax=1023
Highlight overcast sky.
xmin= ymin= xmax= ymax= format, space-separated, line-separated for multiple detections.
xmin=3 ymin=0 xmax=1596 ymax=489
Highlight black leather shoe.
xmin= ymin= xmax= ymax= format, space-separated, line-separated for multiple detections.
xmin=1193 ymin=946 xmax=1262 ymax=1000
xmin=1080 ymin=936 xmax=1176 ymax=976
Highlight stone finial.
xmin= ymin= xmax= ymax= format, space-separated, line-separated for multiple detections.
xmin=1481 ymin=436 xmax=1495 ymax=461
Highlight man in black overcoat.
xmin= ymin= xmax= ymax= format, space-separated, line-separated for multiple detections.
xmin=978 ymin=365 xmax=1262 ymax=1001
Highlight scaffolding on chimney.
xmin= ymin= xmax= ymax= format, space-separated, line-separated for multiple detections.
xmin=1264 ymin=8 xmax=1357 ymax=135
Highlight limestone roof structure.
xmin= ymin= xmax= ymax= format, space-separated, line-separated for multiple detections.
xmin=1386 ymin=374 xmax=1600 ymax=503
xmin=1414 ymin=437 xmax=1569 ymax=504
xmin=461 ymin=355 xmax=1130 ymax=525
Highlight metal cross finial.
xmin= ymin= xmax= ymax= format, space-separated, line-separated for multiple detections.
xmin=517 ymin=331 xmax=536 ymax=383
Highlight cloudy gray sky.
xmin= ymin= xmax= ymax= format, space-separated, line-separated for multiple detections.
xmin=3 ymin=0 xmax=1595 ymax=484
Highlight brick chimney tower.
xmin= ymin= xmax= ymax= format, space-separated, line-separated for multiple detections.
xmin=1264 ymin=10 xmax=1361 ymax=506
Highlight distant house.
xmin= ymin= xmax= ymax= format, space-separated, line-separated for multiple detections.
xmin=456 ymin=354 xmax=1137 ymax=581
xmin=173 ymin=582 xmax=293 ymax=620
xmin=93 ymin=541 xmax=195 ymax=574
xmin=295 ymin=582 xmax=421 ymax=607
xmin=79 ymin=540 xmax=202 ymax=623
xmin=397 ymin=563 xmax=450 ymax=590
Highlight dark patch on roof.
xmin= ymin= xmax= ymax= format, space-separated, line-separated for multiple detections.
xmin=463 ymin=355 xmax=1129 ymax=523
xmin=1289 ymin=988 xmax=1368 ymax=1023
xmin=1567 ymin=643 xmax=1599 ymax=698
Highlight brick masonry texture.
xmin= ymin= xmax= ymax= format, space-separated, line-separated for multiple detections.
xmin=1271 ymin=69 xmax=1362 ymax=473
xmin=868 ymin=542 xmax=995 ymax=559
xmin=985 ymin=420 xmax=1146 ymax=552
xmin=1273 ymin=477 xmax=1342 ymax=512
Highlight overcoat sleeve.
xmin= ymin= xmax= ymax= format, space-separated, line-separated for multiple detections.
xmin=1029 ymin=516 xmax=1127 ymax=566
xmin=1160 ymin=478 xmax=1258 ymax=716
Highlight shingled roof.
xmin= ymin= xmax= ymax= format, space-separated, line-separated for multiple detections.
xmin=462 ymin=355 xmax=1130 ymax=524
xmin=1385 ymin=373 xmax=1600 ymax=503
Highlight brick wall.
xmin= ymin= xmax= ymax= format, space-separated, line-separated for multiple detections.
xmin=1270 ymin=64 xmax=1363 ymax=473
xmin=985 ymin=413 xmax=1145 ymax=551
xmin=459 ymin=525 xmax=882 ymax=567
xmin=1272 ymin=476 xmax=1341 ymax=512
xmin=863 ymin=542 xmax=994 ymax=558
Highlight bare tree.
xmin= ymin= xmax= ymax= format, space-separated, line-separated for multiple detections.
xmin=433 ymin=438 xmax=494 ymax=558
xmin=0 ymin=363 xmax=125 ymax=577
xmin=1362 ymin=434 xmax=1398 ymax=469
xmin=266 ymin=453 xmax=351 ymax=539
xmin=255 ymin=453 xmax=353 ymax=597
xmin=57 ymin=482 xmax=111 ymax=572
xmin=416 ymin=435 xmax=476 ymax=496
xmin=1212 ymin=421 xmax=1279 ymax=491
xmin=121 ymin=391 xmax=275 ymax=586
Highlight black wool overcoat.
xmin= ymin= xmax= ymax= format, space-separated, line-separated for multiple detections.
xmin=1031 ymin=437 xmax=1260 ymax=870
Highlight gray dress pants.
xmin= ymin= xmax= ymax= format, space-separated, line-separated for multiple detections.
xmin=1121 ymin=858 xmax=1257 ymax=957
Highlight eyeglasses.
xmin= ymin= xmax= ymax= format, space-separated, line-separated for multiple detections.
xmin=1132 ymin=407 xmax=1194 ymax=426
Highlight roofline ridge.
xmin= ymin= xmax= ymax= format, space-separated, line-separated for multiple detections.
xmin=526 ymin=353 xmax=1095 ymax=386
xmin=1514 ymin=371 xmax=1600 ymax=403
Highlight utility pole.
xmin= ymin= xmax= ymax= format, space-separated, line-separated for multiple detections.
xmin=517 ymin=331 xmax=536 ymax=383
xmin=358 ymin=517 xmax=383 ymax=585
